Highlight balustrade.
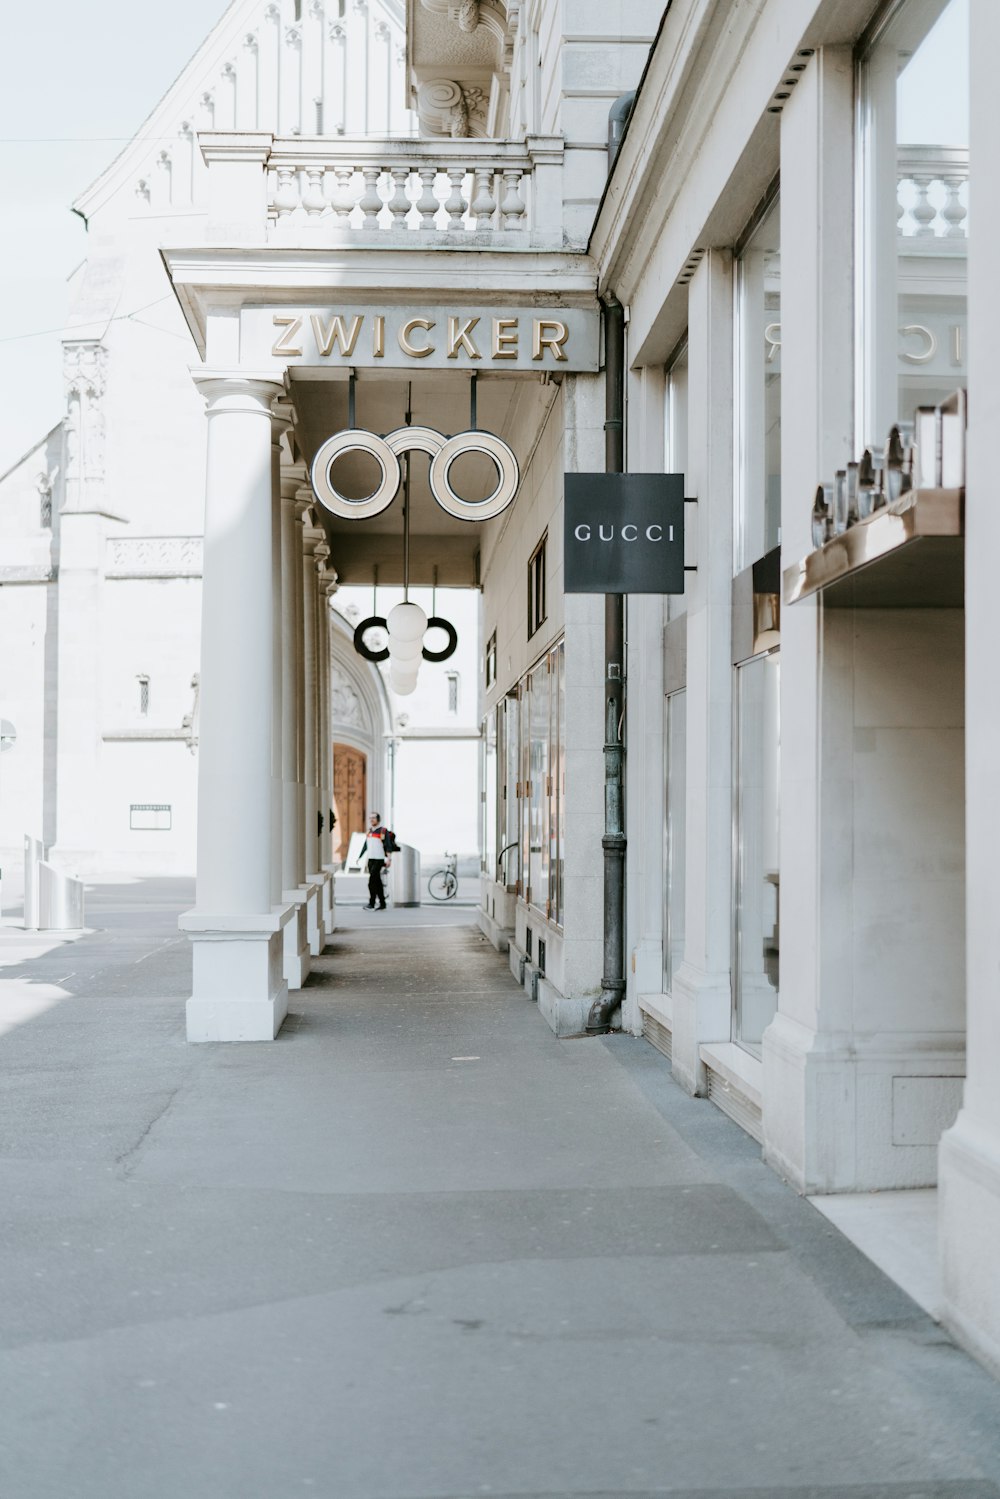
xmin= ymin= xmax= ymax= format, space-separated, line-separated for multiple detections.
xmin=199 ymin=131 xmax=562 ymax=243
xmin=897 ymin=145 xmax=969 ymax=240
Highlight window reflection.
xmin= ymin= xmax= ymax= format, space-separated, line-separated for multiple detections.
xmin=736 ymin=194 xmax=781 ymax=570
xmin=734 ymin=652 xmax=780 ymax=1055
xmin=860 ymin=0 xmax=968 ymax=444
xmin=664 ymin=689 xmax=686 ymax=992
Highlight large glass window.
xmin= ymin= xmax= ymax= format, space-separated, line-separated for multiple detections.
xmin=527 ymin=657 xmax=550 ymax=910
xmin=859 ymin=0 xmax=969 ymax=446
xmin=733 ymin=651 xmax=780 ymax=1055
xmin=735 ymin=192 xmax=781 ymax=570
xmin=665 ymin=342 xmax=689 ymax=621
xmin=663 ymin=689 xmax=687 ymax=992
xmin=483 ymin=707 xmax=497 ymax=879
xmin=502 ymin=693 xmax=520 ymax=888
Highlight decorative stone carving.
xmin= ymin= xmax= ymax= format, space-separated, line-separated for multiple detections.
xmin=63 ymin=342 xmax=107 ymax=509
xmin=417 ymin=77 xmax=488 ymax=138
xmin=331 ymin=664 xmax=364 ymax=729
xmin=457 ymin=0 xmax=480 ymax=30
xmin=181 ymin=673 xmax=200 ymax=753
xmin=105 ymin=536 xmax=204 ymax=576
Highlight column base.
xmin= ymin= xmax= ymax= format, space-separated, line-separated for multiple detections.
xmin=321 ymin=863 xmax=337 ymax=938
xmin=939 ymin=1109 xmax=1000 ymax=1379
xmin=669 ymin=961 xmax=732 ymax=1096
xmin=180 ymin=905 xmax=294 ymax=1043
xmin=281 ymin=889 xmax=313 ymax=989
xmin=763 ymin=1010 xmax=965 ymax=1193
xmin=305 ymin=872 xmax=326 ymax=955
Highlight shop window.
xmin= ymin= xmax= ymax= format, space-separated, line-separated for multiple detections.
xmin=527 ymin=655 xmax=550 ymax=911
xmin=447 ymin=671 xmax=459 ymax=714
xmin=663 ymin=689 xmax=687 ymax=993
xmin=509 ymin=644 xmax=565 ymax=923
xmin=527 ymin=533 xmax=547 ymax=639
xmin=665 ymin=341 xmax=689 ymax=621
xmin=503 ymin=691 xmax=520 ymax=889
xmin=485 ymin=629 xmax=497 ymax=689
xmin=482 ymin=707 xmax=497 ymax=878
xmin=733 ymin=651 xmax=780 ymax=1055
xmin=858 ymin=0 xmax=968 ymax=447
xmin=735 ymin=188 xmax=781 ymax=571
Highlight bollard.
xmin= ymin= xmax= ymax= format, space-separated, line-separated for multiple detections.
xmin=390 ymin=844 xmax=421 ymax=907
xmin=37 ymin=861 xmax=85 ymax=930
xmin=23 ymin=835 xmax=44 ymax=931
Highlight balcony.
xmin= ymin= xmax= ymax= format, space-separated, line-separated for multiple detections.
xmin=200 ymin=132 xmax=568 ymax=251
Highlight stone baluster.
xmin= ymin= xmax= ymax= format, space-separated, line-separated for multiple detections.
xmin=911 ymin=173 xmax=937 ymax=236
xmin=444 ymin=168 xmax=466 ymax=229
xmin=359 ymin=166 xmax=383 ymax=229
xmin=388 ymin=166 xmax=411 ymax=229
xmin=942 ymin=175 xmax=968 ymax=238
xmin=303 ymin=165 xmax=326 ymax=216
xmin=499 ymin=168 xmax=526 ymax=229
xmin=416 ymin=168 xmax=439 ymax=229
xmin=332 ymin=165 xmax=355 ymax=221
xmin=274 ymin=165 xmax=300 ymax=217
xmin=471 ymin=167 xmax=497 ymax=229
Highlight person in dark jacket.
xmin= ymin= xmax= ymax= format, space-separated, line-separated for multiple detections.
xmin=360 ymin=812 xmax=396 ymax=909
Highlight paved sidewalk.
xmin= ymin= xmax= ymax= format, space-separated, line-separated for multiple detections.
xmin=2 ymin=881 xmax=1000 ymax=1499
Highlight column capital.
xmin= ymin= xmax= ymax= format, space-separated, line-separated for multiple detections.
xmin=192 ymin=370 xmax=284 ymax=415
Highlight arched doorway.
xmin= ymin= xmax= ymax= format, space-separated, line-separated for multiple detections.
xmin=332 ymin=743 xmax=366 ymax=864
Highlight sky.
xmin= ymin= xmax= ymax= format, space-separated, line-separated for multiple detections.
xmin=0 ymin=0 xmax=231 ymax=475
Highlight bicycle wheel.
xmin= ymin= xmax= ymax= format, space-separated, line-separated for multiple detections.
xmin=428 ymin=869 xmax=457 ymax=902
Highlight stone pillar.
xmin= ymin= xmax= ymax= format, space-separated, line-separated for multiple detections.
xmin=280 ymin=465 xmax=312 ymax=987
xmin=269 ymin=409 xmax=289 ymax=912
xmin=300 ymin=507 xmax=324 ymax=954
xmin=51 ymin=341 xmax=110 ymax=871
xmin=939 ymin=0 xmax=1000 ymax=1379
xmin=668 ymin=250 xmax=734 ymax=1095
xmin=318 ymin=566 xmax=338 ymax=938
xmin=180 ymin=373 xmax=293 ymax=1042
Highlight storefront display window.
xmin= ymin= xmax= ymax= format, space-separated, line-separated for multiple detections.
xmin=528 ymin=657 xmax=550 ymax=909
xmin=859 ymin=0 xmax=969 ymax=445
xmin=733 ymin=651 xmax=780 ymax=1055
xmin=483 ymin=708 xmax=497 ymax=878
xmin=663 ymin=688 xmax=686 ymax=992
xmin=735 ymin=192 xmax=781 ymax=570
xmin=665 ymin=342 xmax=689 ymax=621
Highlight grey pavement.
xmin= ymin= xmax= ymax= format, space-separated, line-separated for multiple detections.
xmin=1 ymin=879 xmax=1000 ymax=1499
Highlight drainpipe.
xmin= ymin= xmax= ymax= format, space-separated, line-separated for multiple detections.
xmin=587 ymin=293 xmax=626 ymax=1034
xmin=607 ymin=91 xmax=636 ymax=171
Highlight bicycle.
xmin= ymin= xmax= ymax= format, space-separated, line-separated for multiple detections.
xmin=428 ymin=852 xmax=458 ymax=902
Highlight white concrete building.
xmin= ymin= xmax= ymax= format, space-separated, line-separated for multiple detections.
xmin=4 ymin=0 xmax=1000 ymax=1387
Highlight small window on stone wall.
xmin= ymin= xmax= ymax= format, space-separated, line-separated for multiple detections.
xmin=138 ymin=675 xmax=150 ymax=717
xmin=527 ymin=533 xmax=547 ymax=639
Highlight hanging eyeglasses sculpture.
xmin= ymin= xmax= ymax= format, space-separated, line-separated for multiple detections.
xmin=311 ymin=424 xmax=519 ymax=523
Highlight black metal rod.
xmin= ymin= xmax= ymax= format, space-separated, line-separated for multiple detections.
xmin=587 ymin=292 xmax=627 ymax=1035
xmin=470 ymin=371 xmax=478 ymax=431
xmin=348 ymin=370 xmax=356 ymax=429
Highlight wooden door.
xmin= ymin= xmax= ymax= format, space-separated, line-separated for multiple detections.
xmin=332 ymin=744 xmax=367 ymax=864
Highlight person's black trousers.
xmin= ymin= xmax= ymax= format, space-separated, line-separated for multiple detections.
xmin=367 ymin=859 xmax=387 ymax=908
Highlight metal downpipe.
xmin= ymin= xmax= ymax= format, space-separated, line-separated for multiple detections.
xmin=586 ymin=293 xmax=626 ymax=1035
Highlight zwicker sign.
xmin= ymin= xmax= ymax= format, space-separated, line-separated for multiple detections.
xmin=240 ymin=305 xmax=600 ymax=372
xmin=564 ymin=474 xmax=685 ymax=594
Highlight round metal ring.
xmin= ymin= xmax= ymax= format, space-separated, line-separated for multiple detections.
xmin=428 ymin=430 xmax=520 ymax=522
xmin=421 ymin=616 xmax=459 ymax=663
xmin=311 ymin=429 xmax=401 ymax=520
xmin=353 ymin=615 xmax=390 ymax=662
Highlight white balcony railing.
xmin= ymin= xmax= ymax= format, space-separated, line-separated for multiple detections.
xmin=897 ymin=145 xmax=968 ymax=240
xmin=200 ymin=132 xmax=567 ymax=248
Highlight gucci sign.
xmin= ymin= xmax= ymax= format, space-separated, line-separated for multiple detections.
xmin=311 ymin=424 xmax=519 ymax=523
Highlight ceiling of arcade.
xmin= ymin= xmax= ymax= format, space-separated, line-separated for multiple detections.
xmin=288 ymin=366 xmax=556 ymax=587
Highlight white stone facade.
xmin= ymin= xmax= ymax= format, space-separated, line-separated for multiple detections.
xmin=4 ymin=0 xmax=1000 ymax=1386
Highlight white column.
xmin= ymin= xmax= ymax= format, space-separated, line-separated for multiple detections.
xmin=180 ymin=374 xmax=293 ymax=1042
xmin=300 ymin=509 xmax=324 ymax=955
xmin=939 ymin=0 xmax=1000 ymax=1380
xmin=668 ymin=250 xmax=734 ymax=1095
xmin=762 ymin=50 xmax=855 ymax=1183
xmin=280 ymin=465 xmax=312 ymax=988
xmin=269 ymin=409 xmax=288 ymax=911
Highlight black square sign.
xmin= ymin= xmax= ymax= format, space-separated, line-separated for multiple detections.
xmin=564 ymin=473 xmax=685 ymax=594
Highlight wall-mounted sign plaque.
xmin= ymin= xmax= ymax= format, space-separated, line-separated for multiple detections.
xmin=564 ymin=473 xmax=685 ymax=594
xmin=240 ymin=305 xmax=600 ymax=372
